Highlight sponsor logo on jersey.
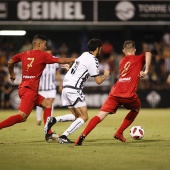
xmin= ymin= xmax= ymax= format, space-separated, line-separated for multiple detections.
xmin=23 ymin=75 xmax=35 ymax=79
xmin=119 ymin=77 xmax=131 ymax=82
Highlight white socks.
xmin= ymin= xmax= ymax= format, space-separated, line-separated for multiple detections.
xmin=55 ymin=114 xmax=75 ymax=122
xmin=62 ymin=118 xmax=85 ymax=136
xmin=36 ymin=106 xmax=43 ymax=121
xmin=36 ymin=104 xmax=54 ymax=121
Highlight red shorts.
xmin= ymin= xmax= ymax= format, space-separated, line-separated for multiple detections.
xmin=100 ymin=94 xmax=141 ymax=114
xmin=18 ymin=87 xmax=44 ymax=115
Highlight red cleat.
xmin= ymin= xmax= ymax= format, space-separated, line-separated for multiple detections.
xmin=114 ymin=132 xmax=126 ymax=142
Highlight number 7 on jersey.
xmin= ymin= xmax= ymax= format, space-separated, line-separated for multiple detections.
xmin=27 ymin=58 xmax=34 ymax=71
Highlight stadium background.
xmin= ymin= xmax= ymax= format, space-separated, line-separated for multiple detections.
xmin=0 ymin=0 xmax=170 ymax=109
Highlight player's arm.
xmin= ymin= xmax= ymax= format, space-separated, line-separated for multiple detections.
xmin=61 ymin=61 xmax=75 ymax=71
xmin=58 ymin=58 xmax=75 ymax=64
xmin=8 ymin=59 xmax=16 ymax=83
xmin=56 ymin=69 xmax=63 ymax=93
xmin=45 ymin=53 xmax=75 ymax=64
xmin=140 ymin=52 xmax=152 ymax=78
xmin=94 ymin=69 xmax=110 ymax=85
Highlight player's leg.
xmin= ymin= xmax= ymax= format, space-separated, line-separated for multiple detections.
xmin=0 ymin=87 xmax=34 ymax=130
xmin=75 ymin=111 xmax=109 ymax=146
xmin=47 ymin=98 xmax=55 ymax=115
xmin=58 ymin=104 xmax=87 ymax=144
xmin=37 ymin=89 xmax=55 ymax=126
xmin=55 ymin=113 xmax=76 ymax=122
xmin=44 ymin=108 xmax=76 ymax=140
xmin=39 ymin=97 xmax=59 ymax=141
xmin=40 ymin=98 xmax=52 ymax=133
xmin=0 ymin=111 xmax=28 ymax=129
xmin=36 ymin=106 xmax=43 ymax=125
xmin=114 ymin=96 xmax=141 ymax=141
xmin=75 ymin=95 xmax=118 ymax=145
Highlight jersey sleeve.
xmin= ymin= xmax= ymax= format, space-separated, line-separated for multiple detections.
xmin=139 ymin=53 xmax=146 ymax=62
xmin=44 ymin=52 xmax=60 ymax=64
xmin=12 ymin=53 xmax=22 ymax=63
xmin=88 ymin=58 xmax=100 ymax=77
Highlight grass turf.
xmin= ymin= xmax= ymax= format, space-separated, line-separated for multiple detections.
xmin=0 ymin=109 xmax=170 ymax=170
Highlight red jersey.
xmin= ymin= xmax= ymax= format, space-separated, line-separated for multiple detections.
xmin=12 ymin=50 xmax=60 ymax=92
xmin=110 ymin=53 xmax=145 ymax=98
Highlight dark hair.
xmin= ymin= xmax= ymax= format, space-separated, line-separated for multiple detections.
xmin=32 ymin=34 xmax=47 ymax=47
xmin=123 ymin=40 xmax=135 ymax=49
xmin=33 ymin=34 xmax=47 ymax=41
xmin=87 ymin=38 xmax=102 ymax=51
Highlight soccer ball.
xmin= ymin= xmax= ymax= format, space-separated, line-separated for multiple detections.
xmin=130 ymin=126 xmax=144 ymax=140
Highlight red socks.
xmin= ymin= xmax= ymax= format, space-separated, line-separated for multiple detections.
xmin=0 ymin=114 xmax=23 ymax=129
xmin=43 ymin=108 xmax=52 ymax=134
xmin=82 ymin=116 xmax=101 ymax=136
xmin=117 ymin=110 xmax=139 ymax=134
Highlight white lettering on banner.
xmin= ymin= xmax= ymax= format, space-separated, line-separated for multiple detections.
xmin=50 ymin=2 xmax=62 ymax=19
xmin=138 ymin=4 xmax=167 ymax=13
xmin=17 ymin=1 xmax=30 ymax=20
xmin=17 ymin=1 xmax=85 ymax=20
xmin=32 ymin=2 xmax=41 ymax=19
xmin=23 ymin=75 xmax=35 ymax=79
xmin=0 ymin=3 xmax=7 ymax=18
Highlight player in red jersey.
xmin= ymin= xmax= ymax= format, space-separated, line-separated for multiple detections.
xmin=75 ymin=40 xmax=152 ymax=145
xmin=0 ymin=34 xmax=75 ymax=141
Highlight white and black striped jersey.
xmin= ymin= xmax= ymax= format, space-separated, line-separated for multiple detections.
xmin=63 ymin=52 xmax=99 ymax=89
xmin=39 ymin=63 xmax=59 ymax=91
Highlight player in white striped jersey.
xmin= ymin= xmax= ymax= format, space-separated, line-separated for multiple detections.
xmin=44 ymin=38 xmax=110 ymax=143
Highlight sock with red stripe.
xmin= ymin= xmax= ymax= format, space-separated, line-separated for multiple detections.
xmin=0 ymin=114 xmax=23 ymax=129
xmin=82 ymin=116 xmax=101 ymax=136
xmin=43 ymin=108 xmax=52 ymax=134
xmin=117 ymin=110 xmax=139 ymax=134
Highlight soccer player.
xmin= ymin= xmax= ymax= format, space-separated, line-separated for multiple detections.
xmin=44 ymin=38 xmax=110 ymax=143
xmin=75 ymin=40 xmax=152 ymax=145
xmin=0 ymin=34 xmax=75 ymax=141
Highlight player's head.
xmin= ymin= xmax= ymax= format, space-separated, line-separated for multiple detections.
xmin=88 ymin=38 xmax=102 ymax=57
xmin=32 ymin=34 xmax=47 ymax=51
xmin=123 ymin=40 xmax=136 ymax=55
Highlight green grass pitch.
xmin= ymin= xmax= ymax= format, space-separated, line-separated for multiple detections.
xmin=0 ymin=109 xmax=170 ymax=170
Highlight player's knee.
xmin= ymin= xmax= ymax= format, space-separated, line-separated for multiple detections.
xmin=134 ymin=108 xmax=140 ymax=113
xmin=19 ymin=113 xmax=28 ymax=122
xmin=45 ymin=100 xmax=52 ymax=108
xmin=81 ymin=115 xmax=88 ymax=122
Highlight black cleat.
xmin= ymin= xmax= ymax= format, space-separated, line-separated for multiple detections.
xmin=75 ymin=135 xmax=85 ymax=146
xmin=45 ymin=132 xmax=59 ymax=142
xmin=44 ymin=117 xmax=56 ymax=134
xmin=58 ymin=135 xmax=74 ymax=144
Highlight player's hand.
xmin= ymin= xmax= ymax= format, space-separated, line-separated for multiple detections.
xmin=139 ymin=70 xmax=148 ymax=78
xmin=10 ymin=73 xmax=16 ymax=83
xmin=61 ymin=64 xmax=70 ymax=71
xmin=104 ymin=68 xmax=110 ymax=77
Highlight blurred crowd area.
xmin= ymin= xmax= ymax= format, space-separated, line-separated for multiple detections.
xmin=0 ymin=31 xmax=170 ymax=108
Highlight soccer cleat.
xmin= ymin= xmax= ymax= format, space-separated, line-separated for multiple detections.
xmin=45 ymin=132 xmax=59 ymax=142
xmin=37 ymin=120 xmax=41 ymax=126
xmin=44 ymin=116 xmax=56 ymax=134
xmin=58 ymin=135 xmax=74 ymax=144
xmin=114 ymin=132 xmax=126 ymax=142
xmin=75 ymin=135 xmax=85 ymax=146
